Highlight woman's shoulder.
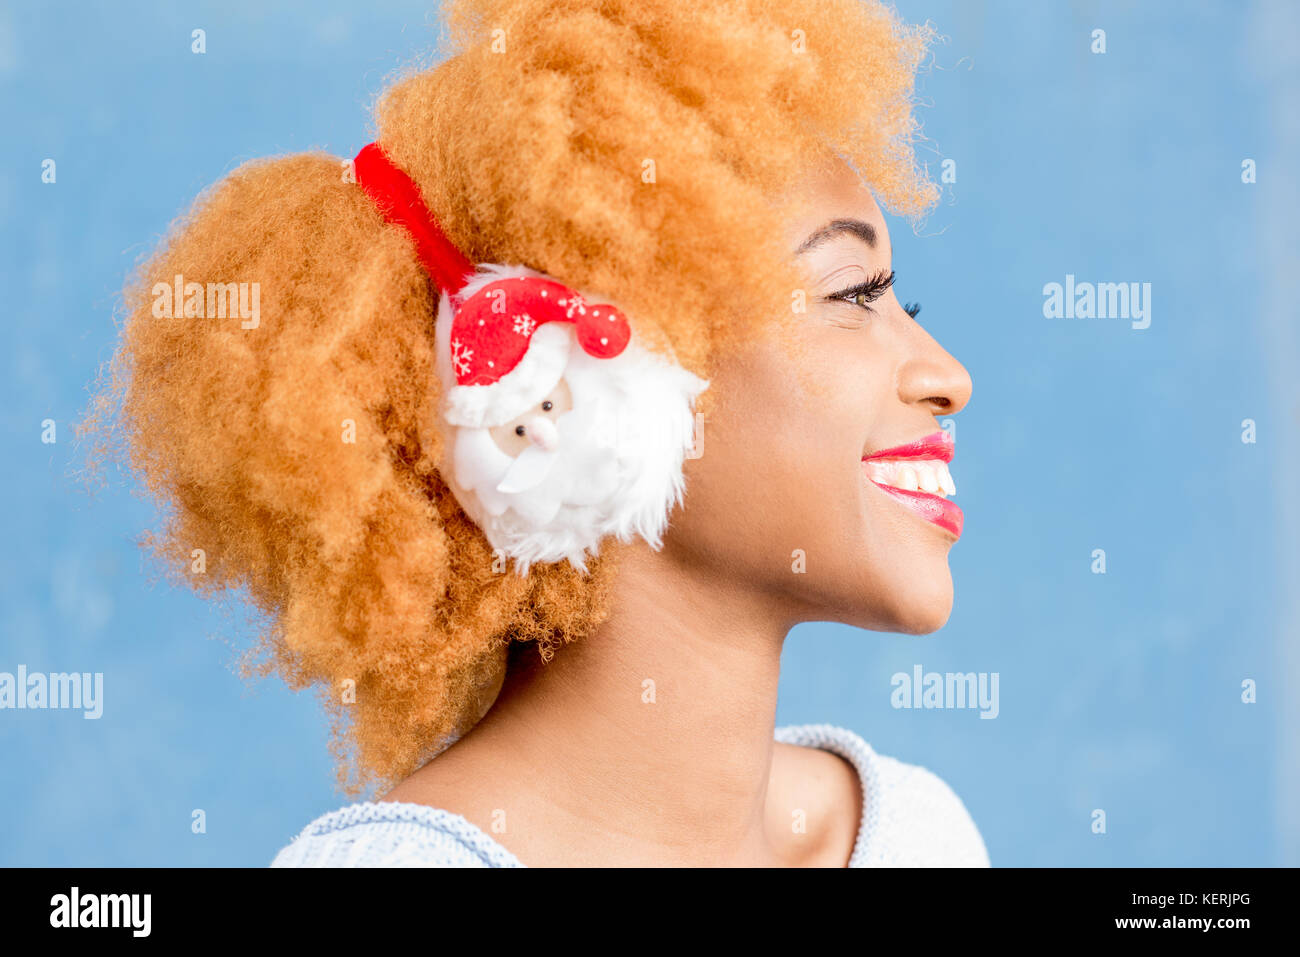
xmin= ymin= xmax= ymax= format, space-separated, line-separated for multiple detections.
xmin=270 ymin=724 xmax=989 ymax=867
xmin=269 ymin=801 xmax=524 ymax=868
xmin=775 ymin=722 xmax=991 ymax=867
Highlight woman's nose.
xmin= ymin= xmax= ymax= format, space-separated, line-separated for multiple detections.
xmin=896 ymin=324 xmax=972 ymax=416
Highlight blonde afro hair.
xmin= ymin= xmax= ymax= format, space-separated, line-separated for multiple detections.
xmin=87 ymin=0 xmax=937 ymax=793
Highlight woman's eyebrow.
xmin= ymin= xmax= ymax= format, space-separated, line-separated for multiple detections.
xmin=796 ymin=218 xmax=877 ymax=254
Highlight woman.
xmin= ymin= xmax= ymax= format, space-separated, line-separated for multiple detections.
xmin=92 ymin=0 xmax=987 ymax=866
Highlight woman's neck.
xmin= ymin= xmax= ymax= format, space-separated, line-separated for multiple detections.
xmin=398 ymin=542 xmax=816 ymax=866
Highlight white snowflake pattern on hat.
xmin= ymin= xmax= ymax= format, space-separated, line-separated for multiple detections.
xmin=558 ymin=293 xmax=587 ymax=319
xmin=450 ymin=338 xmax=473 ymax=376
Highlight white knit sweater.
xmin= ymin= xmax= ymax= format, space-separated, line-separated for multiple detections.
xmin=271 ymin=723 xmax=990 ymax=867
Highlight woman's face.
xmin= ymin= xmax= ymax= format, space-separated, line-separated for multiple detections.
xmin=670 ymin=160 xmax=973 ymax=634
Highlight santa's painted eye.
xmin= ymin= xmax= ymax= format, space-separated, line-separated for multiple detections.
xmin=515 ymin=425 xmax=526 ymax=436
xmin=542 ymin=401 xmax=553 ymax=411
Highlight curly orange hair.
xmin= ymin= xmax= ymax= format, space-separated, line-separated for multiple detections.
xmin=86 ymin=0 xmax=937 ymax=793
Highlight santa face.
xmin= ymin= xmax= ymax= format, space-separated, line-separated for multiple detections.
xmin=437 ymin=304 xmax=707 ymax=574
xmin=488 ymin=379 xmax=573 ymax=458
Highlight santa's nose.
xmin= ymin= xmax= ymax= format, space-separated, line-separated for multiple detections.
xmin=525 ymin=416 xmax=559 ymax=452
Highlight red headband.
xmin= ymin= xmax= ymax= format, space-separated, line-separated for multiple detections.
xmin=352 ymin=142 xmax=475 ymax=295
xmin=352 ymin=141 xmax=633 ymax=402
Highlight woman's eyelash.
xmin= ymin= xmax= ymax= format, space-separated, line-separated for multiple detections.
xmin=824 ymin=270 xmax=923 ymax=321
xmin=827 ymin=269 xmax=895 ymax=310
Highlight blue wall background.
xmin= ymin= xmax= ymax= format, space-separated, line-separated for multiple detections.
xmin=1 ymin=1 xmax=1295 ymax=866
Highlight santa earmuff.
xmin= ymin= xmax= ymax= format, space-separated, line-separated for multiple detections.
xmin=353 ymin=144 xmax=708 ymax=574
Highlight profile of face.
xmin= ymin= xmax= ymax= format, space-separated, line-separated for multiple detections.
xmin=668 ymin=160 xmax=973 ymax=634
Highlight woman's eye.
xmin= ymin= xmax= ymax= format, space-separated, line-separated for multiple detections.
xmin=834 ymin=289 xmax=880 ymax=316
xmin=827 ymin=269 xmax=895 ymax=316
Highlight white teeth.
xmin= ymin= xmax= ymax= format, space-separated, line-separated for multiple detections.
xmin=938 ymin=463 xmax=956 ymax=496
xmin=918 ymin=465 xmax=939 ymax=494
xmin=863 ymin=457 xmax=956 ymax=498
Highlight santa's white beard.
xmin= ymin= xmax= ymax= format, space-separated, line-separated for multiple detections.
xmin=444 ymin=339 xmax=706 ymax=574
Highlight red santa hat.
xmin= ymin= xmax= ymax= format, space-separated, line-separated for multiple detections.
xmin=441 ymin=271 xmax=633 ymax=428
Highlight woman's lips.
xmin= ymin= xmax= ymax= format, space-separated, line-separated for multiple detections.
xmin=861 ymin=431 xmax=963 ymax=539
xmin=864 ymin=430 xmax=953 ymax=463
xmin=869 ymin=483 xmax=964 ymax=539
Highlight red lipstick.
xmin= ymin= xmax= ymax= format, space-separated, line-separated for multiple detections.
xmin=862 ymin=430 xmax=954 ymax=464
xmin=861 ymin=431 xmax=962 ymax=539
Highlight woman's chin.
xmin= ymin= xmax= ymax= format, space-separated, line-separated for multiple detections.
xmin=891 ymin=597 xmax=953 ymax=635
xmin=840 ymin=564 xmax=954 ymax=635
